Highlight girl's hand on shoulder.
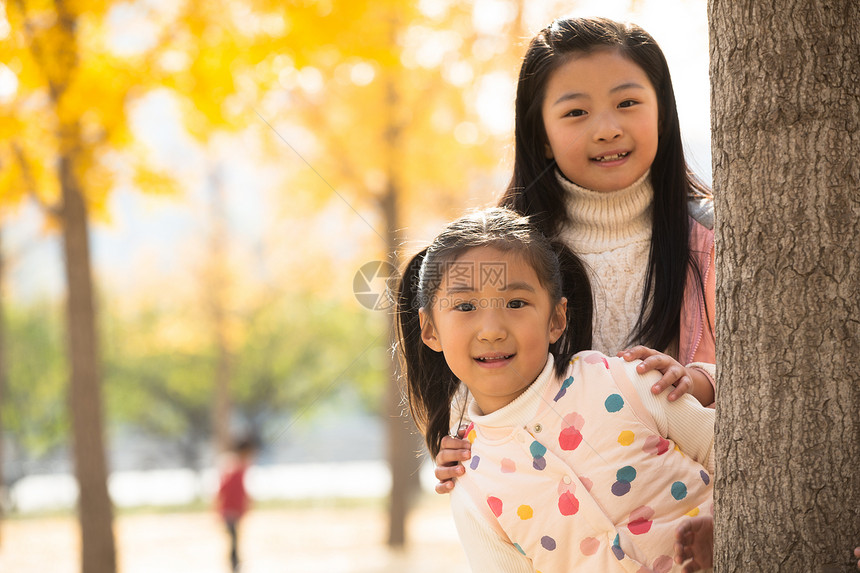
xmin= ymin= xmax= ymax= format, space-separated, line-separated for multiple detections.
xmin=434 ymin=434 xmax=471 ymax=494
xmin=619 ymin=346 xmax=702 ymax=403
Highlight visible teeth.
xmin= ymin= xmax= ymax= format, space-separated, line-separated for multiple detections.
xmin=594 ymin=152 xmax=628 ymax=162
xmin=478 ymin=355 xmax=511 ymax=362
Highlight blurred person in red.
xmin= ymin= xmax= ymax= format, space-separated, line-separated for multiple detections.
xmin=215 ymin=436 xmax=257 ymax=572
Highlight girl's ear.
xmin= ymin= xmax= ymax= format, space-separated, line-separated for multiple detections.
xmin=548 ymin=297 xmax=568 ymax=344
xmin=419 ymin=308 xmax=443 ymax=352
xmin=544 ymin=142 xmax=554 ymax=159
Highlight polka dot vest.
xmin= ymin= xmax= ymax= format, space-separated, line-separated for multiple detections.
xmin=457 ymin=352 xmax=713 ymax=572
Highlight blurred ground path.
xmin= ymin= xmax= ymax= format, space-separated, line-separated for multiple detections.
xmin=0 ymin=494 xmax=469 ymax=573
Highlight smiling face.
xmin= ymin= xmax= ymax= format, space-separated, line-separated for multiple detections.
xmin=541 ymin=48 xmax=659 ymax=193
xmin=419 ymin=246 xmax=567 ymax=415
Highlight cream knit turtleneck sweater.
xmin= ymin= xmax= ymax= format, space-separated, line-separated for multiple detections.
xmin=558 ymin=171 xmax=653 ymax=356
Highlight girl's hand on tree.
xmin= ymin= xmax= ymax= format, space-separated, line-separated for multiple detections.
xmin=854 ymin=546 xmax=859 ymax=569
xmin=619 ymin=346 xmax=713 ymax=405
xmin=674 ymin=515 xmax=714 ymax=573
xmin=434 ymin=434 xmax=471 ymax=494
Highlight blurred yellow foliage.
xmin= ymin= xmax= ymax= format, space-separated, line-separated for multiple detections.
xmin=0 ymin=0 xmax=190 ymax=219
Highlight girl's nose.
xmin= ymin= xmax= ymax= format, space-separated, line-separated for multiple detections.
xmin=593 ymin=113 xmax=623 ymax=141
xmin=477 ymin=310 xmax=507 ymax=342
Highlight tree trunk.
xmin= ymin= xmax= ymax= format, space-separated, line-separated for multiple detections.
xmin=709 ymin=1 xmax=860 ymax=571
xmin=383 ymin=185 xmax=422 ymax=547
xmin=383 ymin=10 xmax=422 ymax=547
xmin=60 ymin=146 xmax=117 ymax=573
xmin=382 ymin=100 xmax=418 ymax=550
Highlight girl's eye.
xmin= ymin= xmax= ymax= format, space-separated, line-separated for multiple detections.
xmin=618 ymin=100 xmax=638 ymax=108
xmin=454 ymin=302 xmax=476 ymax=312
xmin=508 ymin=299 xmax=527 ymax=309
xmin=564 ymin=109 xmax=586 ymax=118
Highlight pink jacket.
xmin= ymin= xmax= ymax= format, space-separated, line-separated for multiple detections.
xmin=679 ymin=217 xmax=716 ymax=366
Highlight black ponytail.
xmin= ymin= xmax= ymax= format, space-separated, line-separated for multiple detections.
xmin=548 ymin=240 xmax=593 ymax=376
xmin=396 ymin=248 xmax=461 ymax=459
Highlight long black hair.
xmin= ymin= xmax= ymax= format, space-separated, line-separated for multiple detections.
xmin=396 ymin=208 xmax=592 ymax=458
xmin=499 ymin=16 xmax=711 ymax=353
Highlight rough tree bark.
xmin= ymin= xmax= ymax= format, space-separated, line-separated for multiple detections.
xmin=709 ymin=1 xmax=860 ymax=571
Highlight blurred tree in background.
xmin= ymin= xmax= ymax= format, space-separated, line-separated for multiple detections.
xmin=1 ymin=0 xmax=156 ymax=569
xmin=0 ymin=0 xmax=579 ymax=567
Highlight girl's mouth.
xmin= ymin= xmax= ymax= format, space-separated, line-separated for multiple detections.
xmin=592 ymin=152 xmax=629 ymax=162
xmin=475 ymin=353 xmax=514 ymax=365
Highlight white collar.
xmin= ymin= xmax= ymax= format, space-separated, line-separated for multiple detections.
xmin=558 ymin=170 xmax=653 ymax=251
xmin=468 ymin=353 xmax=556 ymax=429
